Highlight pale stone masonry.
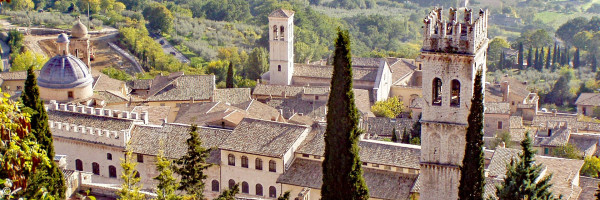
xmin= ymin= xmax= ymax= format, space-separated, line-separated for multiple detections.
xmin=419 ymin=7 xmax=489 ymax=200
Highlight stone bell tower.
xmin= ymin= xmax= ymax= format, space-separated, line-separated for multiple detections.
xmin=70 ymin=16 xmax=91 ymax=73
xmin=268 ymin=8 xmax=294 ymax=85
xmin=419 ymin=7 xmax=489 ymax=200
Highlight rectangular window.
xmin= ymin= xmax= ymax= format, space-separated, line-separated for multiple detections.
xmin=68 ymin=91 xmax=74 ymax=99
xmin=497 ymin=121 xmax=503 ymax=129
xmin=313 ymin=155 xmax=321 ymax=159
xmin=302 ymin=154 xmax=309 ymax=158
xmin=137 ymin=154 xmax=144 ymax=163
xmin=362 ymin=162 xmax=367 ymax=166
xmin=315 ymin=96 xmax=319 ymax=100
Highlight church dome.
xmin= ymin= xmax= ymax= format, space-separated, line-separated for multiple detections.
xmin=38 ymin=54 xmax=93 ymax=89
xmin=71 ymin=18 xmax=88 ymax=38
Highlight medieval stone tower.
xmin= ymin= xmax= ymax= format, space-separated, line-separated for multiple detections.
xmin=268 ymin=8 xmax=294 ymax=85
xmin=70 ymin=17 xmax=91 ymax=72
xmin=419 ymin=7 xmax=489 ymax=200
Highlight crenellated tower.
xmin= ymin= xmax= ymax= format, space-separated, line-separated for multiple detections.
xmin=419 ymin=7 xmax=489 ymax=200
xmin=268 ymin=8 xmax=295 ymax=85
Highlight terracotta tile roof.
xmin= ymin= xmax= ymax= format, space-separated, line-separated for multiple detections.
xmin=500 ymin=76 xmax=532 ymax=98
xmin=293 ymin=64 xmax=379 ymax=82
xmin=128 ymin=79 xmax=152 ymax=90
xmin=353 ymin=57 xmax=384 ymax=67
xmin=288 ymin=113 xmax=314 ymax=125
xmin=174 ymin=102 xmax=242 ymax=126
xmin=509 ymin=115 xmax=523 ymax=129
xmin=485 ymin=102 xmax=510 ymax=114
xmin=220 ymin=118 xmax=309 ymax=158
xmin=213 ymin=88 xmax=251 ymax=104
xmin=252 ymin=84 xmax=304 ymax=97
xmin=266 ymin=98 xmax=327 ymax=120
xmin=129 ymin=124 xmax=231 ymax=163
xmin=487 ymin=147 xmax=584 ymax=200
xmin=276 ymin=158 xmax=417 ymax=200
xmin=146 ymin=75 xmax=215 ymax=101
xmin=389 ymin=58 xmax=417 ymax=84
xmin=303 ymin=87 xmax=329 ymax=95
xmin=534 ymin=126 xmax=571 ymax=147
xmin=233 ymin=100 xmax=282 ymax=121
xmin=576 ymin=93 xmax=600 ymax=107
xmin=131 ymin=106 xmax=170 ymax=126
xmin=365 ymin=117 xmax=415 ymax=137
xmin=268 ymin=8 xmax=294 ymax=18
xmin=354 ymin=89 xmax=375 ymax=117
xmin=578 ymin=176 xmax=600 ymax=200
xmin=483 ymin=179 xmax=503 ymax=200
xmin=296 ymin=128 xmax=421 ymax=169
xmin=0 ymin=70 xmax=39 ymax=80
xmin=92 ymin=74 xmax=126 ymax=92
xmin=411 ymin=173 xmax=422 ymax=193
xmin=47 ymin=109 xmax=135 ymax=131
xmin=93 ymin=91 xmax=128 ymax=104
xmin=568 ymin=134 xmax=599 ymax=157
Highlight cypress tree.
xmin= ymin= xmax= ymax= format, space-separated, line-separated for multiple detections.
xmin=538 ymin=47 xmax=545 ymax=70
xmin=593 ymin=56 xmax=598 ymax=72
xmin=574 ymin=48 xmax=581 ymax=69
xmin=534 ymin=48 xmax=539 ymax=70
xmin=401 ymin=127 xmax=410 ymax=144
xmin=458 ymin=69 xmax=485 ymax=200
xmin=321 ymin=29 xmax=369 ymax=200
xmin=410 ymin=113 xmax=422 ymax=140
xmin=518 ymin=42 xmax=524 ymax=69
xmin=595 ymin=182 xmax=600 ymax=200
xmin=21 ymin=66 xmax=66 ymax=199
xmin=556 ymin=47 xmax=561 ymax=65
xmin=527 ymin=46 xmax=533 ymax=68
xmin=552 ymin=43 xmax=558 ymax=64
xmin=545 ymin=46 xmax=552 ymax=70
xmin=174 ymin=126 xmax=212 ymax=199
xmin=226 ymin=62 xmax=234 ymax=88
xmin=391 ymin=127 xmax=398 ymax=142
xmin=567 ymin=46 xmax=571 ymax=66
xmin=495 ymin=133 xmax=558 ymax=199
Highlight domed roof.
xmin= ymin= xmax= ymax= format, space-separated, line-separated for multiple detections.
xmin=38 ymin=55 xmax=93 ymax=89
xmin=57 ymin=33 xmax=69 ymax=43
xmin=71 ymin=18 xmax=88 ymax=38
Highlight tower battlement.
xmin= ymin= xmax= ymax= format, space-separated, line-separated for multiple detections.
xmin=422 ymin=7 xmax=488 ymax=55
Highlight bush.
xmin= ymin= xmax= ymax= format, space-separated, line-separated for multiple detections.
xmin=551 ymin=143 xmax=582 ymax=159
xmin=581 ymin=156 xmax=600 ymax=177
xmin=101 ymin=67 xmax=132 ymax=81
xmin=371 ymin=96 xmax=403 ymax=118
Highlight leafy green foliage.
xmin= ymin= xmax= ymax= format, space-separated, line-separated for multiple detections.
xmin=154 ymin=150 xmax=181 ymax=200
xmin=495 ymin=133 xmax=558 ymax=200
xmin=174 ymin=126 xmax=212 ymax=199
xmin=118 ymin=150 xmax=145 ymax=200
xmin=214 ymin=184 xmax=239 ymax=200
xmin=277 ymin=191 xmax=291 ymax=200
xmin=143 ymin=2 xmax=174 ymax=34
xmin=246 ymin=47 xmax=268 ymax=80
xmin=546 ymin=66 xmax=576 ymax=106
xmin=458 ymin=70 xmax=485 ymax=200
xmin=11 ymin=51 xmax=48 ymax=71
xmin=101 ymin=67 xmax=133 ymax=81
xmin=321 ymin=29 xmax=369 ymax=200
xmin=371 ymin=96 xmax=403 ymax=118
xmin=581 ymin=156 xmax=600 ymax=178
xmin=391 ymin=127 xmax=398 ymax=143
xmin=410 ymin=114 xmax=421 ymax=143
xmin=226 ymin=62 xmax=234 ymax=88
xmin=202 ymin=0 xmax=251 ymax=22
xmin=21 ymin=66 xmax=66 ymax=199
xmin=551 ymin=143 xmax=582 ymax=159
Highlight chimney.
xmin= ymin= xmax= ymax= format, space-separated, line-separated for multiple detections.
xmin=501 ymin=81 xmax=510 ymax=102
xmin=141 ymin=111 xmax=149 ymax=125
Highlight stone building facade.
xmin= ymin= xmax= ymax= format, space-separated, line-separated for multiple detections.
xmin=419 ymin=7 xmax=489 ymax=200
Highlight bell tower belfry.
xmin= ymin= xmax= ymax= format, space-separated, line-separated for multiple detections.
xmin=268 ymin=8 xmax=294 ymax=85
xmin=419 ymin=7 xmax=489 ymax=200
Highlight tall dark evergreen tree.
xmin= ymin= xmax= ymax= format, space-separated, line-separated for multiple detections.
xmin=518 ymin=42 xmax=524 ymax=69
xmin=527 ymin=46 xmax=533 ymax=68
xmin=174 ymin=126 xmax=212 ymax=199
xmin=556 ymin=46 xmax=561 ymax=65
xmin=534 ymin=48 xmax=539 ymax=69
xmin=553 ymin=43 xmax=558 ymax=64
xmin=411 ymin=113 xmax=422 ymax=140
xmin=321 ymin=29 xmax=369 ymax=200
xmin=495 ymin=133 xmax=557 ymax=199
xmin=391 ymin=127 xmax=398 ymax=143
xmin=498 ymin=51 xmax=505 ymax=70
xmin=545 ymin=46 xmax=552 ymax=70
xmin=226 ymin=62 xmax=234 ymax=88
xmin=566 ymin=46 xmax=571 ymax=66
xmin=595 ymin=182 xmax=600 ymax=200
xmin=458 ymin=70 xmax=485 ymax=200
xmin=574 ymin=48 xmax=581 ymax=69
xmin=538 ymin=47 xmax=544 ymax=70
xmin=401 ymin=127 xmax=410 ymax=144
xmin=593 ymin=56 xmax=598 ymax=72
xmin=21 ymin=66 xmax=66 ymax=199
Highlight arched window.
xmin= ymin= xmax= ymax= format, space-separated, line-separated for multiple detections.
xmin=273 ymin=25 xmax=279 ymax=40
xmin=280 ymin=26 xmax=285 ymax=40
xmin=256 ymin=184 xmax=263 ymax=196
xmin=432 ymin=78 xmax=442 ymax=106
xmin=228 ymin=154 xmax=235 ymax=166
xmin=228 ymin=179 xmax=235 ymax=189
xmin=242 ymin=182 xmax=249 ymax=193
xmin=92 ymin=162 xmax=100 ymax=175
xmin=107 ymin=153 xmax=112 ymax=160
xmin=212 ymin=180 xmax=220 ymax=192
xmin=109 ymin=165 xmax=117 ymax=178
xmin=255 ymin=158 xmax=263 ymax=170
xmin=450 ymin=79 xmax=460 ymax=107
xmin=269 ymin=160 xmax=276 ymax=172
xmin=75 ymin=159 xmax=83 ymax=171
xmin=269 ymin=186 xmax=277 ymax=198
xmin=241 ymin=156 xmax=248 ymax=168
xmin=278 ymin=65 xmax=281 ymax=72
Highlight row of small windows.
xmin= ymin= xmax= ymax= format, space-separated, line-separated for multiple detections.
xmin=211 ymin=180 xmax=277 ymax=197
xmin=75 ymin=159 xmax=119 ymax=178
xmin=273 ymin=25 xmax=285 ymax=40
xmin=228 ymin=154 xmax=277 ymax=172
xmin=432 ymin=78 xmax=461 ymax=107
